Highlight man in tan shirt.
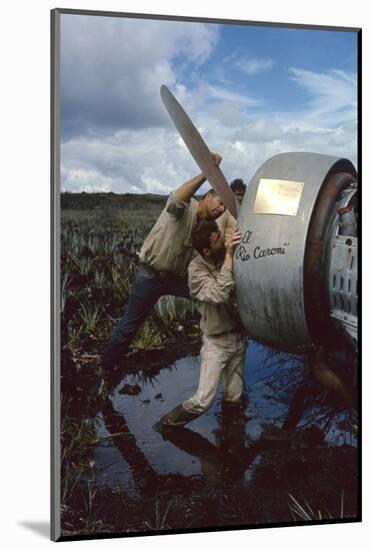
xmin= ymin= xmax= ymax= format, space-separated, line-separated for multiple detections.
xmin=157 ymin=220 xmax=247 ymax=427
xmin=101 ymin=154 xmax=225 ymax=368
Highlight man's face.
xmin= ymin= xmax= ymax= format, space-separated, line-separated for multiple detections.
xmin=204 ymin=193 xmax=225 ymax=220
xmin=233 ymin=189 xmax=245 ymax=204
xmin=205 ymin=230 xmax=226 ymax=260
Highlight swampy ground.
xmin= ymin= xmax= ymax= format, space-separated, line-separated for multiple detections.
xmin=60 ymin=338 xmax=358 ymax=539
xmin=59 ymin=195 xmax=358 ymax=539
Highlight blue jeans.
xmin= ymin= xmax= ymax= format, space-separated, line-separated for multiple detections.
xmin=102 ymin=264 xmax=190 ymax=366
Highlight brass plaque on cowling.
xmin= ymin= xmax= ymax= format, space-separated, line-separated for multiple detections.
xmin=253 ymin=178 xmax=304 ymax=216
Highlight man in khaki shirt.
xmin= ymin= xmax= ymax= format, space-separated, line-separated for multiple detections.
xmin=101 ymin=154 xmax=225 ymax=368
xmin=157 ymin=220 xmax=247 ymax=428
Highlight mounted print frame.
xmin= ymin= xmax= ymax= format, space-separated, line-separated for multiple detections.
xmin=51 ymin=7 xmax=361 ymax=542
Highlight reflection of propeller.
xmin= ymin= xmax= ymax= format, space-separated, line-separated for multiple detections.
xmin=100 ymin=399 xmax=159 ymax=491
xmin=161 ymin=85 xmax=239 ymax=219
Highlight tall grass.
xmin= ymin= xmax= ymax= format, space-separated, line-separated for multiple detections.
xmin=60 ymin=395 xmax=100 ymax=505
xmin=288 ymin=491 xmax=345 ymax=521
xmin=61 ymin=207 xmax=200 ymax=362
xmin=155 ymin=295 xmax=197 ymax=327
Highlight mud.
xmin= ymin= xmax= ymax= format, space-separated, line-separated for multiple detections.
xmin=60 ymin=338 xmax=358 ymax=538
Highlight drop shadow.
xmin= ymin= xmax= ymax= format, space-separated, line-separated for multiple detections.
xmin=18 ymin=521 xmax=50 ymax=539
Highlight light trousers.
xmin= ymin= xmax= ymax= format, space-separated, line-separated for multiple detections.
xmin=183 ymin=332 xmax=247 ymax=415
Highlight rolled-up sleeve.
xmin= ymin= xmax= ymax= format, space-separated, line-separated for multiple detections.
xmin=224 ymin=212 xmax=237 ymax=243
xmin=189 ymin=263 xmax=234 ymax=304
xmin=166 ymin=192 xmax=189 ymax=218
xmin=217 ymin=210 xmax=237 ymax=242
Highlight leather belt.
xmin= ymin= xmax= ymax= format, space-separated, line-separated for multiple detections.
xmin=138 ymin=262 xmax=167 ymax=278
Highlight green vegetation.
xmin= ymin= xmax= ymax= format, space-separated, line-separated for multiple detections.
xmin=60 ymin=194 xmax=200 ymax=522
xmin=61 ymin=191 xmax=167 ymax=211
xmin=288 ymin=491 xmax=345 ymax=521
xmin=61 ymin=192 xmax=199 ymax=367
xmin=61 ymin=395 xmax=99 ymax=506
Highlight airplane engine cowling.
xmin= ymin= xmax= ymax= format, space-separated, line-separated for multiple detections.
xmin=234 ymin=152 xmax=358 ymax=353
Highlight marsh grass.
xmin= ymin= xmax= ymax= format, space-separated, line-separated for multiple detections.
xmin=60 ymin=395 xmax=100 ymax=504
xmin=288 ymin=491 xmax=345 ymax=521
xmin=79 ymin=301 xmax=101 ymax=334
xmin=60 ymin=202 xmax=202 ymax=518
xmin=155 ymin=295 xmax=197 ymax=328
xmin=130 ymin=319 xmax=163 ymax=351
xmin=61 ymin=271 xmax=71 ymax=315
xmin=61 ymin=205 xmax=200 ymax=364
xmin=144 ymin=496 xmax=173 ymax=530
xmin=61 ymin=394 xmax=130 ymax=513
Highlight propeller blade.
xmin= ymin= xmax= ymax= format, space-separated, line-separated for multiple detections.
xmin=161 ymin=85 xmax=239 ymax=219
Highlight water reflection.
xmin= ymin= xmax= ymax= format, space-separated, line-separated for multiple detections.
xmin=99 ymin=398 xmax=160 ymax=494
xmin=157 ymin=402 xmax=259 ymax=490
xmin=60 ymin=339 xmax=358 ymax=531
xmin=93 ymin=341 xmax=356 ymax=497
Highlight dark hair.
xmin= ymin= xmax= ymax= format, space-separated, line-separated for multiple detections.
xmin=191 ymin=220 xmax=219 ymax=255
xmin=200 ymin=188 xmax=216 ymax=200
xmin=230 ymin=179 xmax=246 ymax=193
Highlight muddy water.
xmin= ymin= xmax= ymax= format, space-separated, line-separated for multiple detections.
xmin=93 ymin=341 xmax=357 ymax=518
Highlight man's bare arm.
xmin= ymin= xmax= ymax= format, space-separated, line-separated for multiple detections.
xmin=224 ymin=229 xmax=242 ymax=272
xmin=174 ymin=153 xmax=222 ymax=202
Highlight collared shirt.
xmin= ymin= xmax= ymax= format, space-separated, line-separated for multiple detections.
xmin=188 ymin=253 xmax=243 ymax=336
xmin=217 ymin=209 xmax=237 ymax=243
xmin=139 ymin=193 xmax=198 ymax=276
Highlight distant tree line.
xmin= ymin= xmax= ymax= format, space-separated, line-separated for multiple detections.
xmin=61 ymin=192 xmax=168 ymax=211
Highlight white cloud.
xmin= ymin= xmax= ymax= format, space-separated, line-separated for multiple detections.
xmin=203 ymin=84 xmax=260 ymax=106
xmin=289 ymin=67 xmax=357 ymax=123
xmin=61 ymin=128 xmax=201 ymax=194
xmin=234 ymin=119 xmax=283 ymax=143
xmin=61 ymin=15 xmax=220 ymax=138
xmin=61 ymin=167 xmax=112 ymax=193
xmin=235 ymin=57 xmax=275 ymax=75
xmin=60 ymin=14 xmax=357 ymax=196
xmin=61 ymin=101 xmax=357 ymax=196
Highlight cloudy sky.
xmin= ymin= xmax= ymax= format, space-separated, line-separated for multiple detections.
xmin=60 ymin=13 xmax=358 ymax=194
